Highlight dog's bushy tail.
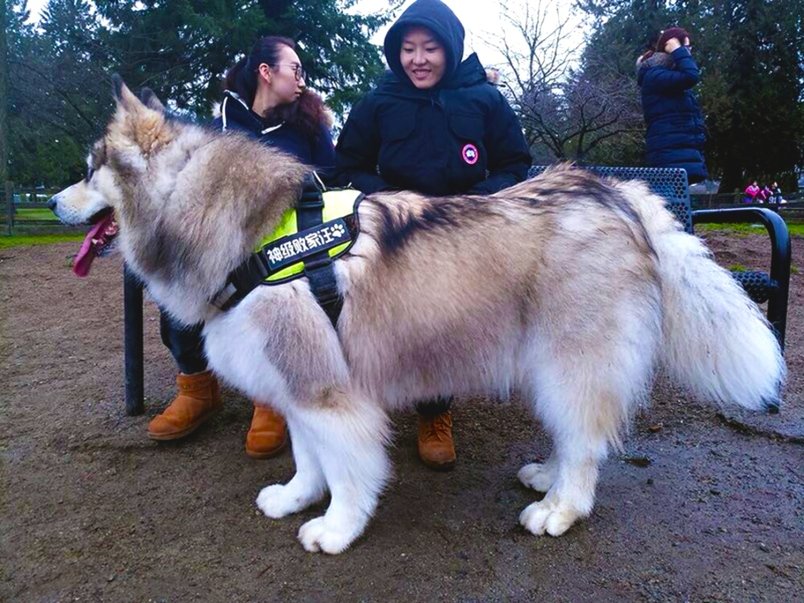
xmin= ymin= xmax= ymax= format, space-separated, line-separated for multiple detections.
xmin=623 ymin=182 xmax=785 ymax=411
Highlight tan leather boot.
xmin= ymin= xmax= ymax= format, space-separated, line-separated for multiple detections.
xmin=417 ymin=410 xmax=456 ymax=471
xmin=245 ymin=404 xmax=288 ymax=459
xmin=147 ymin=370 xmax=222 ymax=441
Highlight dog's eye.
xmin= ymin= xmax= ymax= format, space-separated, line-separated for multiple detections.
xmin=86 ymin=167 xmax=95 ymax=182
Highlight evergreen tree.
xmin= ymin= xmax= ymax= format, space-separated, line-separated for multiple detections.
xmin=6 ymin=0 xmax=397 ymax=185
xmin=7 ymin=0 xmax=107 ymax=185
xmin=92 ymin=0 xmax=394 ymax=116
xmin=1 ymin=0 xmax=8 ymax=192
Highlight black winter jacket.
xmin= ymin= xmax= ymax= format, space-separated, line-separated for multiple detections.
xmin=335 ymin=0 xmax=531 ymax=196
xmin=637 ymin=47 xmax=708 ymax=182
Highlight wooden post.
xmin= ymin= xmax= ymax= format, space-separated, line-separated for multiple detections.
xmin=5 ymin=181 xmax=12 ymax=236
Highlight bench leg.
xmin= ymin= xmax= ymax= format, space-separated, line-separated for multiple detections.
xmin=124 ymin=264 xmax=144 ymax=415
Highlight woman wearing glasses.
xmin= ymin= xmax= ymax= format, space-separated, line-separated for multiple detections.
xmin=636 ymin=27 xmax=709 ymax=183
xmin=149 ymin=36 xmax=335 ymax=458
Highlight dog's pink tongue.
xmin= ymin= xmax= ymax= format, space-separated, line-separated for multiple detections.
xmin=73 ymin=214 xmax=113 ymax=277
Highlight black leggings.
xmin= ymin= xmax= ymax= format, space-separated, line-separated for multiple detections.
xmin=415 ymin=397 xmax=452 ymax=416
xmin=159 ymin=310 xmax=208 ymax=375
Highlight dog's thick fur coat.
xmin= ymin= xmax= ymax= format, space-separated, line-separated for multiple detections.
xmin=52 ymin=82 xmax=785 ymax=554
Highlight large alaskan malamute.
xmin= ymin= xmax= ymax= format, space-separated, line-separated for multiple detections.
xmin=51 ymin=79 xmax=784 ymax=554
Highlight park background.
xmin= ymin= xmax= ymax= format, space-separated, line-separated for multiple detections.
xmin=1 ymin=2 xmax=803 ymax=600
xmin=1 ymin=0 xmax=802 ymax=198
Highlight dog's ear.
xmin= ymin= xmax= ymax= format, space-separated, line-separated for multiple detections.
xmin=112 ymin=74 xmax=125 ymax=100
xmin=139 ymin=88 xmax=166 ymax=113
xmin=111 ymin=74 xmax=145 ymax=114
xmin=108 ymin=74 xmax=172 ymax=160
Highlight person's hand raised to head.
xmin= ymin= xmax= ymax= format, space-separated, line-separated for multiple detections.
xmin=664 ymin=37 xmax=682 ymax=53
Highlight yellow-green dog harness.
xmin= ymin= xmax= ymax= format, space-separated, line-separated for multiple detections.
xmin=211 ymin=175 xmax=363 ymax=324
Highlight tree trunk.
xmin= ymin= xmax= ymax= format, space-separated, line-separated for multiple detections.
xmin=0 ymin=0 xmax=8 ymax=200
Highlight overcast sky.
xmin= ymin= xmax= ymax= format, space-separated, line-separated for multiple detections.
xmin=23 ymin=0 xmax=586 ymax=71
xmin=364 ymin=0 xmax=585 ymax=69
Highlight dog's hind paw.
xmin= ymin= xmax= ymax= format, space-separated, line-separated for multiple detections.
xmin=519 ymin=500 xmax=579 ymax=537
xmin=256 ymin=484 xmax=313 ymax=519
xmin=518 ymin=462 xmax=556 ymax=492
xmin=298 ymin=516 xmax=356 ymax=555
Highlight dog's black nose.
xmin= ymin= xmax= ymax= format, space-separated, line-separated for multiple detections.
xmin=47 ymin=197 xmax=57 ymax=212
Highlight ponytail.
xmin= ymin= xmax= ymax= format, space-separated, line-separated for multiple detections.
xmin=222 ymin=36 xmax=295 ymax=107
xmin=224 ymin=57 xmax=258 ymax=105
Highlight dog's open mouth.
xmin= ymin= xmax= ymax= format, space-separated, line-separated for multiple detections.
xmin=73 ymin=209 xmax=119 ymax=277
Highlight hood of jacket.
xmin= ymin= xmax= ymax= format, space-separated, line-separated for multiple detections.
xmin=375 ymin=52 xmax=488 ymax=99
xmin=636 ymin=51 xmax=676 ymax=84
xmin=219 ymin=90 xmax=267 ymax=134
xmin=383 ymin=0 xmax=465 ymax=86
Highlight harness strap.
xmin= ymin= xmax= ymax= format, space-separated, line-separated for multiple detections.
xmin=297 ymin=173 xmax=343 ymax=327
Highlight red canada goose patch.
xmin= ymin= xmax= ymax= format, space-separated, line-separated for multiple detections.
xmin=462 ymin=144 xmax=479 ymax=165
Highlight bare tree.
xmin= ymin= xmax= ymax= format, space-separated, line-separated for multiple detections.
xmin=486 ymin=0 xmax=643 ymax=162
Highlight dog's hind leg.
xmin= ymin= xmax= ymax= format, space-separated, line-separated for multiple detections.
xmin=518 ymin=422 xmax=606 ymax=537
xmin=518 ymin=307 xmax=658 ymax=537
xmin=293 ymin=391 xmax=391 ymax=555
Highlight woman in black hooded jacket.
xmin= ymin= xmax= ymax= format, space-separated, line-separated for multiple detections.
xmin=336 ymin=0 xmax=532 ymax=470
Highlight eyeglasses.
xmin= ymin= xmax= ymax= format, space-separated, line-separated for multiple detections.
xmin=274 ymin=63 xmax=306 ymax=82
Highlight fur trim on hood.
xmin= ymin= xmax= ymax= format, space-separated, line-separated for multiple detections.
xmin=636 ymin=51 xmax=675 ymax=78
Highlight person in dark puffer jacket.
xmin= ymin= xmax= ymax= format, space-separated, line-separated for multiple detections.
xmin=335 ymin=0 xmax=532 ymax=471
xmin=336 ymin=0 xmax=531 ymax=196
xmin=151 ymin=36 xmax=335 ymax=459
xmin=636 ymin=27 xmax=709 ymax=183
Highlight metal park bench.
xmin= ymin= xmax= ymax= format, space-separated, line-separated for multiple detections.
xmin=119 ymin=166 xmax=791 ymax=415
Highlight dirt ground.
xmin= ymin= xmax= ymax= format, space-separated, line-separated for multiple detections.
xmin=1 ymin=230 xmax=802 ymax=602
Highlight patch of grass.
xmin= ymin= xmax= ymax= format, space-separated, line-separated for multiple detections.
xmin=728 ymin=264 xmax=749 ymax=272
xmin=14 ymin=207 xmax=60 ymax=221
xmin=0 ymin=233 xmax=85 ymax=249
xmin=695 ymin=220 xmax=804 ymax=237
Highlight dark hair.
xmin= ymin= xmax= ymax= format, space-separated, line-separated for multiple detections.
xmin=639 ymin=26 xmax=691 ymax=62
xmin=223 ymin=36 xmax=331 ymax=141
xmin=270 ymin=88 xmax=333 ymax=141
xmin=655 ymin=27 xmax=690 ymax=52
xmin=224 ymin=36 xmax=296 ymax=106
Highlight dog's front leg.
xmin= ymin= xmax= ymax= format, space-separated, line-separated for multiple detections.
xmin=294 ymin=394 xmax=391 ymax=555
xmin=256 ymin=416 xmax=326 ymax=518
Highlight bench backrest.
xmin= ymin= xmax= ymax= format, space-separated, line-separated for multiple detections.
xmin=528 ymin=165 xmax=692 ymax=234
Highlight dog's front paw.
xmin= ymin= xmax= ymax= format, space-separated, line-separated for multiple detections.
xmin=518 ymin=462 xmax=556 ymax=492
xmin=519 ymin=499 xmax=580 ymax=537
xmin=297 ymin=516 xmax=358 ymax=555
xmin=256 ymin=484 xmax=309 ymax=519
